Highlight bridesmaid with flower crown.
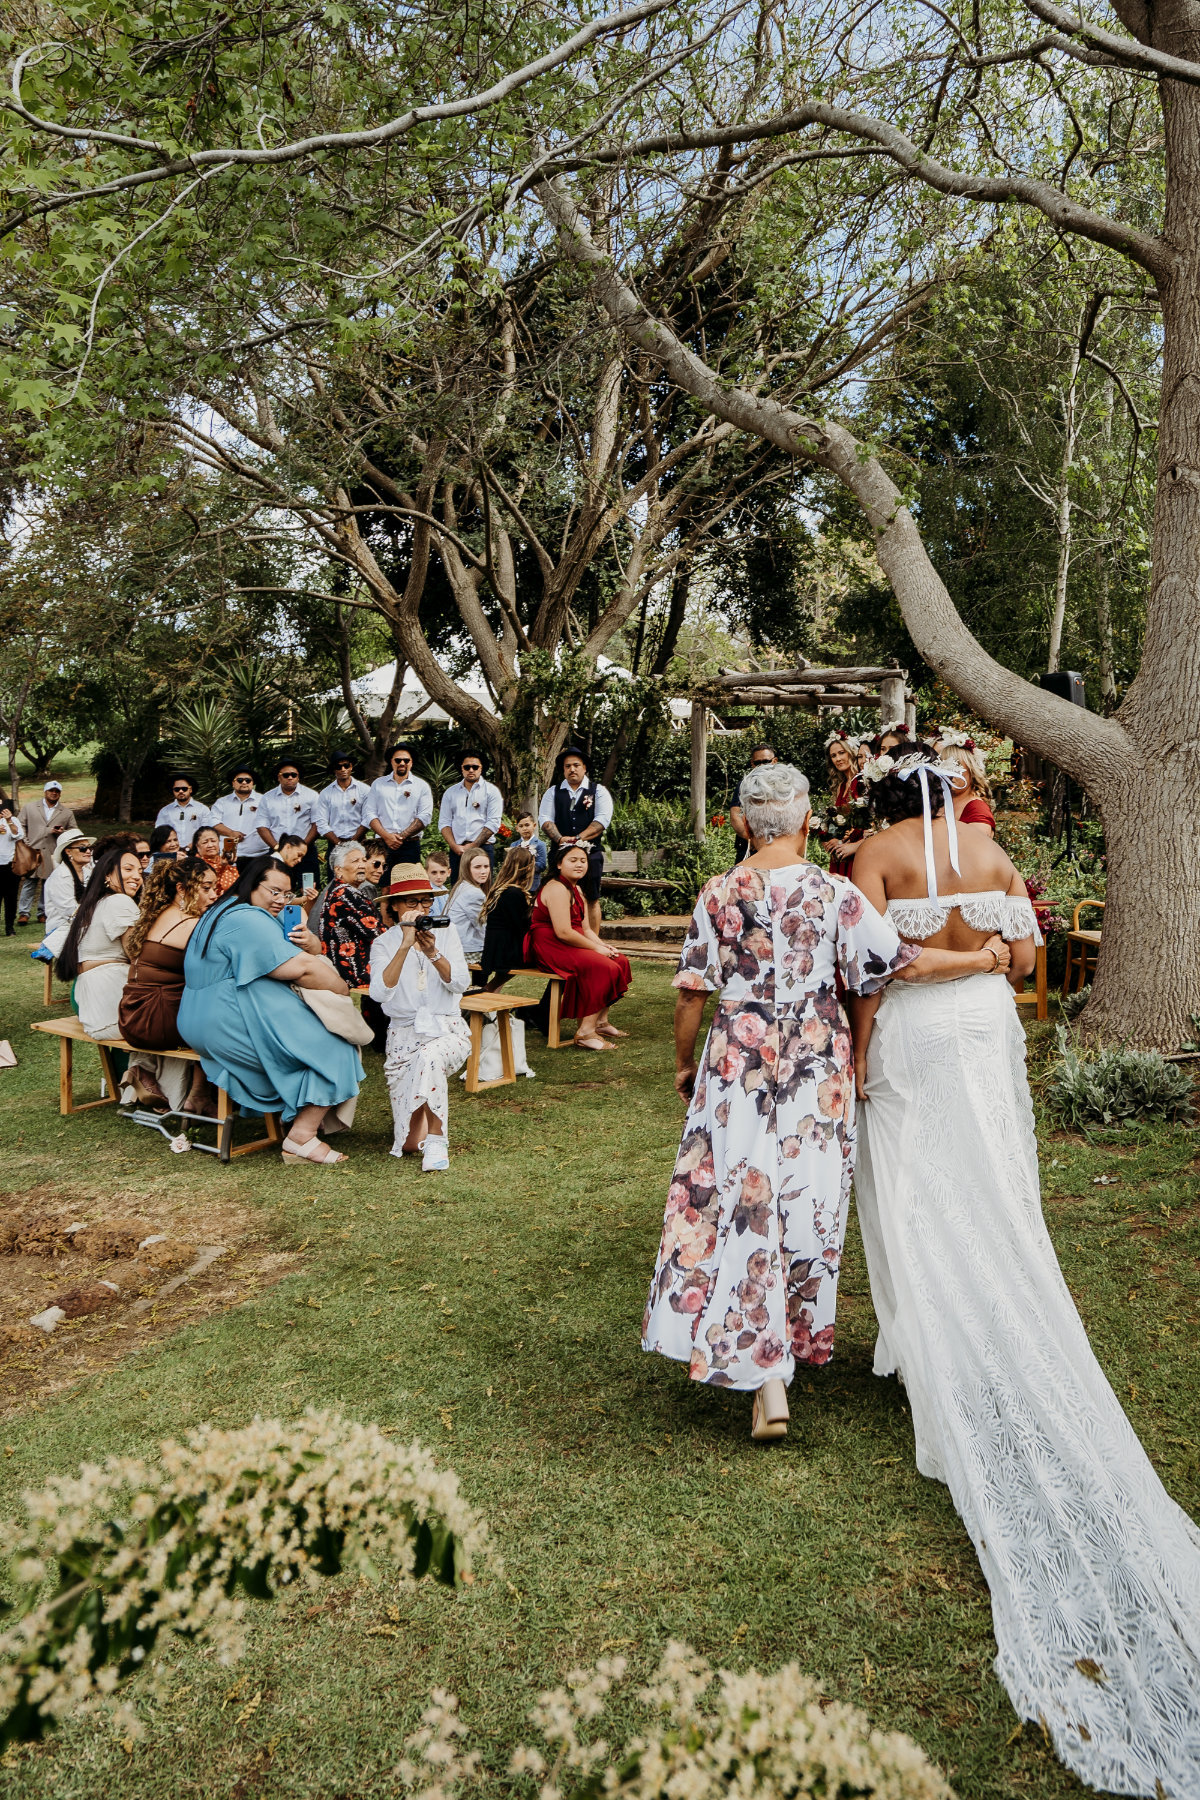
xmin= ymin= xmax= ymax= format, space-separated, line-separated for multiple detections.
xmin=817 ymin=732 xmax=867 ymax=875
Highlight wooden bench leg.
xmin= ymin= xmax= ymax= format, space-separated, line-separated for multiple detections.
xmin=58 ymin=1033 xmax=72 ymax=1115
xmin=464 ymin=1012 xmax=485 ymax=1094
xmin=498 ymin=1010 xmax=515 ymax=1083
xmin=217 ymin=1086 xmax=234 ymax=1162
xmin=43 ymin=961 xmax=52 ymax=1006
xmin=547 ymin=979 xmax=561 ymax=1049
xmin=1035 ymin=941 xmax=1048 ymax=1020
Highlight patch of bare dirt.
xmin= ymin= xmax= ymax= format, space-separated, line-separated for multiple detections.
xmin=0 ymin=1182 xmax=300 ymax=1416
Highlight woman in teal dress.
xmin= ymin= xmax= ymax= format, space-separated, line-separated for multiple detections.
xmin=180 ymin=854 xmax=364 ymax=1166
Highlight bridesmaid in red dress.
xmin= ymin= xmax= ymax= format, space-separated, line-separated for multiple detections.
xmin=939 ymin=734 xmax=997 ymax=835
xmin=525 ymin=841 xmax=632 ymax=1050
xmin=818 ymin=733 xmax=868 ymax=876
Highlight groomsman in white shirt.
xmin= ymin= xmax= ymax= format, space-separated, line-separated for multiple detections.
xmin=154 ymin=775 xmax=214 ymax=851
xmin=209 ymin=766 xmax=268 ymax=861
xmin=317 ymin=751 xmax=371 ymax=852
xmin=439 ymin=750 xmax=503 ymax=882
xmin=366 ymin=744 xmax=434 ymax=877
xmin=258 ymin=755 xmax=321 ymax=886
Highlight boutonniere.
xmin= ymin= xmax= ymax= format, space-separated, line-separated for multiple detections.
xmin=581 ymin=794 xmax=593 ymax=810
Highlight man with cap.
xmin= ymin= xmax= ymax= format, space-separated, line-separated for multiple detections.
xmin=368 ymin=867 xmax=470 ymax=1173
xmin=538 ymin=746 xmax=613 ymax=934
xmin=439 ymin=750 xmax=504 ymax=883
xmin=317 ymin=751 xmax=371 ymax=852
xmin=154 ymin=774 xmax=213 ymax=852
xmin=366 ymin=744 xmax=434 ymax=879
xmin=17 ymin=779 xmax=79 ymax=924
xmin=210 ymin=766 xmax=269 ymax=862
xmin=257 ymin=755 xmax=321 ymax=887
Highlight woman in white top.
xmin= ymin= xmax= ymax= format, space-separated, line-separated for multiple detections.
xmin=0 ymin=796 xmax=25 ymax=936
xmin=40 ymin=829 xmax=94 ymax=958
xmin=446 ymin=849 xmax=491 ymax=961
xmin=57 ymin=848 xmax=144 ymax=1041
xmin=849 ymin=745 xmax=1200 ymax=1796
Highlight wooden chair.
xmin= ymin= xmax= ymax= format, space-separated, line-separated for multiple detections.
xmin=459 ymin=992 xmax=535 ymax=1093
xmin=1012 ymin=940 xmax=1048 ymax=1021
xmin=28 ymin=1017 xmax=283 ymax=1161
xmin=1062 ymin=900 xmax=1105 ymax=994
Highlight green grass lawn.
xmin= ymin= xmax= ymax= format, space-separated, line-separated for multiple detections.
xmin=0 ymin=928 xmax=1197 ymax=1798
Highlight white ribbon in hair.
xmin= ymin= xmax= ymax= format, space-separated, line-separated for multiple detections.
xmin=892 ymin=757 xmax=963 ymax=902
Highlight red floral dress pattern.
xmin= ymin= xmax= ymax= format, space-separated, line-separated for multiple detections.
xmin=642 ymin=862 xmax=920 ymax=1390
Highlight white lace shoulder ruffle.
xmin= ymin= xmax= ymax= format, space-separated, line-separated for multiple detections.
xmin=887 ymin=890 xmax=1040 ymax=942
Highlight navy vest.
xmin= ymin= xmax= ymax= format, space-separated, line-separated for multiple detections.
xmin=554 ymin=779 xmax=604 ymax=839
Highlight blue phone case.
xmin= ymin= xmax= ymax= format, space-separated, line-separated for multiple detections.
xmin=280 ymin=904 xmax=302 ymax=940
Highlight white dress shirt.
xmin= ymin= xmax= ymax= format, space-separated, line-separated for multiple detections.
xmin=154 ymin=799 xmax=214 ymax=849
xmin=259 ymin=783 xmax=320 ymax=845
xmin=316 ymin=776 xmax=371 ymax=839
xmin=368 ymin=921 xmax=469 ymax=1030
xmin=439 ymin=778 xmax=503 ymax=845
xmin=209 ymin=790 xmax=268 ymax=858
xmin=366 ymin=772 xmax=434 ymax=838
xmin=538 ymin=778 xmax=614 ymax=832
xmin=0 ymin=816 xmax=24 ymax=866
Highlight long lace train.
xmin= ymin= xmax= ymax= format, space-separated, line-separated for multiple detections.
xmin=854 ymin=973 xmax=1200 ymax=1796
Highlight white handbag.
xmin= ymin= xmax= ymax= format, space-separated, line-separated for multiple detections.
xmin=471 ymin=1016 xmax=532 ymax=1082
xmin=293 ymin=986 xmax=374 ymax=1048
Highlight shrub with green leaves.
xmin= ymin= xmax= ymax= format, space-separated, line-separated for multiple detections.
xmin=1044 ymin=1027 xmax=1194 ymax=1128
xmin=0 ymin=1411 xmax=487 ymax=1747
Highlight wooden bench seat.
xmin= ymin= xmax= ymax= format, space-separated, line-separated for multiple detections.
xmin=499 ymin=969 xmax=567 ymax=1048
xmin=459 ymin=992 xmax=537 ymax=1093
xmin=29 ymin=1017 xmax=282 ymax=1162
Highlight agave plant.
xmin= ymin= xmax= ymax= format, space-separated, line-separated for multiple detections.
xmin=293 ymin=700 xmax=358 ymax=776
xmin=225 ymin=655 xmax=288 ymax=760
xmin=169 ymin=696 xmax=238 ymax=797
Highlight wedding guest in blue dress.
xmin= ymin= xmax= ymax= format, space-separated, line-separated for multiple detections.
xmin=180 ymin=854 xmax=364 ymax=1166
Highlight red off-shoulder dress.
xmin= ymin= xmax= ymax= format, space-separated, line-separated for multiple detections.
xmin=525 ymin=880 xmax=632 ymax=1018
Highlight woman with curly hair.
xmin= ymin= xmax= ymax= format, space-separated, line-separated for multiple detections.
xmin=817 ymin=732 xmax=868 ymax=875
xmin=119 ymin=857 xmax=222 ymax=1114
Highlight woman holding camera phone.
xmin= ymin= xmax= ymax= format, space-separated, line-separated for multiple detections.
xmin=368 ymin=868 xmax=471 ymax=1173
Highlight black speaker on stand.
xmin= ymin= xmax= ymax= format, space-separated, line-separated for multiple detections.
xmin=1038 ymin=671 xmax=1087 ymax=865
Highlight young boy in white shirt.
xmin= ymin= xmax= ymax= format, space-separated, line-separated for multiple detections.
xmin=514 ymin=813 xmax=547 ymax=885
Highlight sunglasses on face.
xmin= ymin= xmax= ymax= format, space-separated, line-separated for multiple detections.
xmin=173 ymin=786 xmax=191 ymax=794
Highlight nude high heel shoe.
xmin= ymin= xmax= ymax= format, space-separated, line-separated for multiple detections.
xmin=751 ymin=1378 xmax=789 ymax=1441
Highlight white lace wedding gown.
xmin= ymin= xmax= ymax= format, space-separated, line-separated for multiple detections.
xmin=855 ymin=890 xmax=1200 ymax=1797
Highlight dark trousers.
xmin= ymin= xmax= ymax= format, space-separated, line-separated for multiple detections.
xmin=383 ymin=838 xmax=423 ymax=880
xmin=0 ymin=864 xmax=17 ymax=935
xmin=448 ymin=844 xmax=495 ymax=884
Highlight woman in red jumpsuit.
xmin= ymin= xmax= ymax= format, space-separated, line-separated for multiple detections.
xmin=526 ymin=841 xmax=632 ymax=1050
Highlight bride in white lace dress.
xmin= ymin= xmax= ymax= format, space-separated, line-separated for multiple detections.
xmin=848 ymin=746 xmax=1200 ymax=1798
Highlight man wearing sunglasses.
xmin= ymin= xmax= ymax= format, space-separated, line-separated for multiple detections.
xmin=210 ymin=765 xmax=268 ymax=862
xmin=154 ymin=774 xmax=213 ymax=851
xmin=366 ymin=744 xmax=434 ymax=878
xmin=438 ymin=751 xmax=504 ymax=883
xmin=317 ymin=750 xmax=371 ymax=854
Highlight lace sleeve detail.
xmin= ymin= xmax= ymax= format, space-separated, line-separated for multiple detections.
xmin=958 ymin=895 xmax=1039 ymax=940
xmin=886 ymin=899 xmax=951 ymax=940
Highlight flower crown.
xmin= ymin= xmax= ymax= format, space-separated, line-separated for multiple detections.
xmin=824 ymin=729 xmax=859 ymax=750
xmin=859 ymin=752 xmax=896 ymax=785
xmin=939 ymin=729 xmax=977 ymax=751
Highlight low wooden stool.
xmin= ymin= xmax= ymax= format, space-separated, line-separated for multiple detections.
xmin=459 ymin=993 xmax=535 ymax=1093
xmin=29 ymin=1017 xmax=282 ymax=1162
xmin=506 ymin=970 xmax=566 ymax=1048
xmin=1012 ymin=940 xmax=1048 ymax=1021
xmin=1063 ymin=900 xmax=1104 ymax=994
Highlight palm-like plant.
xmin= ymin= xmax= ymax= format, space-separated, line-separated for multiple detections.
xmin=170 ymin=697 xmax=238 ymax=797
xmin=294 ymin=700 xmax=356 ymax=776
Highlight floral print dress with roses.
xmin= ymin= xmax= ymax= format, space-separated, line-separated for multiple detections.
xmin=642 ymin=862 xmax=919 ymax=1390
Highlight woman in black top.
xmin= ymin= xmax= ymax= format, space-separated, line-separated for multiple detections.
xmin=480 ymin=847 xmax=537 ymax=986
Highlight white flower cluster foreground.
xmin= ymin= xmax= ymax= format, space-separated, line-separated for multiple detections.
xmin=0 ymin=1411 xmax=488 ymax=1742
xmin=402 ymin=1640 xmax=956 ymax=1800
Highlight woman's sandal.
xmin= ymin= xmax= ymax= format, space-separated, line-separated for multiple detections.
xmin=573 ymin=1034 xmax=612 ymax=1051
xmin=596 ymin=1025 xmax=628 ymax=1038
xmin=751 ymin=1378 xmax=789 ymax=1442
xmin=281 ymin=1135 xmax=347 ymax=1166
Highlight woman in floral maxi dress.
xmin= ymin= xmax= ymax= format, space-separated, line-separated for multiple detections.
xmin=642 ymin=763 xmax=1005 ymax=1440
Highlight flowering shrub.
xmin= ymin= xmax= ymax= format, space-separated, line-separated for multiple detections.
xmin=401 ymin=1641 xmax=956 ymax=1800
xmin=0 ymin=1411 xmax=488 ymax=1747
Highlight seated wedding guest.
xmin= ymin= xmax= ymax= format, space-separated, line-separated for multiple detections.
xmin=0 ymin=797 xmax=26 ymax=937
xmin=274 ymin=833 xmax=308 ymax=886
xmin=192 ymin=825 xmax=239 ymax=894
xmin=180 ymin=854 xmax=363 ymax=1166
xmin=538 ymin=745 xmax=613 ymax=933
xmin=57 ymin=847 xmax=144 ymax=1044
xmin=480 ymin=848 xmax=536 ymax=986
xmin=210 ymin=766 xmax=267 ymax=862
xmin=39 ymin=829 xmax=93 ymax=959
xmin=513 ymin=813 xmax=547 ymax=886
xmin=369 ymin=869 xmax=471 ymax=1172
xmin=439 ymin=751 xmax=503 ymax=881
xmin=319 ymin=841 xmax=383 ymax=988
xmin=448 ymin=849 xmax=492 ymax=961
xmin=526 ymin=840 xmax=631 ymax=1050
xmin=360 ymin=842 xmax=386 ymax=897
xmin=258 ymin=756 xmax=320 ymax=886
xmin=939 ymin=732 xmax=997 ymax=836
xmin=316 ymin=751 xmax=371 ymax=849
xmin=154 ymin=773 xmax=213 ymax=851
xmin=425 ymin=850 xmax=453 ymax=917
xmin=119 ymin=858 xmax=222 ymax=1115
xmin=17 ymin=779 xmax=78 ymax=924
xmin=367 ymin=744 xmax=433 ymax=876
xmin=148 ymin=824 xmax=181 ymax=866
xmin=133 ymin=838 xmax=152 ymax=867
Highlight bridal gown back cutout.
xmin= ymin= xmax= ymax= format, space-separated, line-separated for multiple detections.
xmin=854 ymin=883 xmax=1200 ymax=1796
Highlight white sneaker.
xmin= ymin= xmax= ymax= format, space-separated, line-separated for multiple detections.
xmin=421 ymin=1135 xmax=449 ymax=1172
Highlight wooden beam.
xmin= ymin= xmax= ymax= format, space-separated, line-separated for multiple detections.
xmin=689 ymin=699 xmax=707 ymax=843
xmin=707 ymin=665 xmax=903 ymax=688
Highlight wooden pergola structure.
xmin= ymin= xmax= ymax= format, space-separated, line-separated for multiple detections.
xmin=685 ymin=660 xmax=913 ymax=842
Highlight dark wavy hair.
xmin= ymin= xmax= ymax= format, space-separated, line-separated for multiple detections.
xmin=190 ymin=853 xmax=290 ymax=957
xmin=867 ymin=743 xmax=949 ymax=826
xmin=57 ymin=847 xmax=142 ymax=983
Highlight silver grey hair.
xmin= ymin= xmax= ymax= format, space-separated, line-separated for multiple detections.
xmin=329 ymin=840 xmax=364 ymax=872
xmin=739 ymin=762 xmax=811 ymax=842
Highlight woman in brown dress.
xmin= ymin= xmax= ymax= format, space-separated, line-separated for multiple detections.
xmin=119 ymin=858 xmax=221 ymax=1114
